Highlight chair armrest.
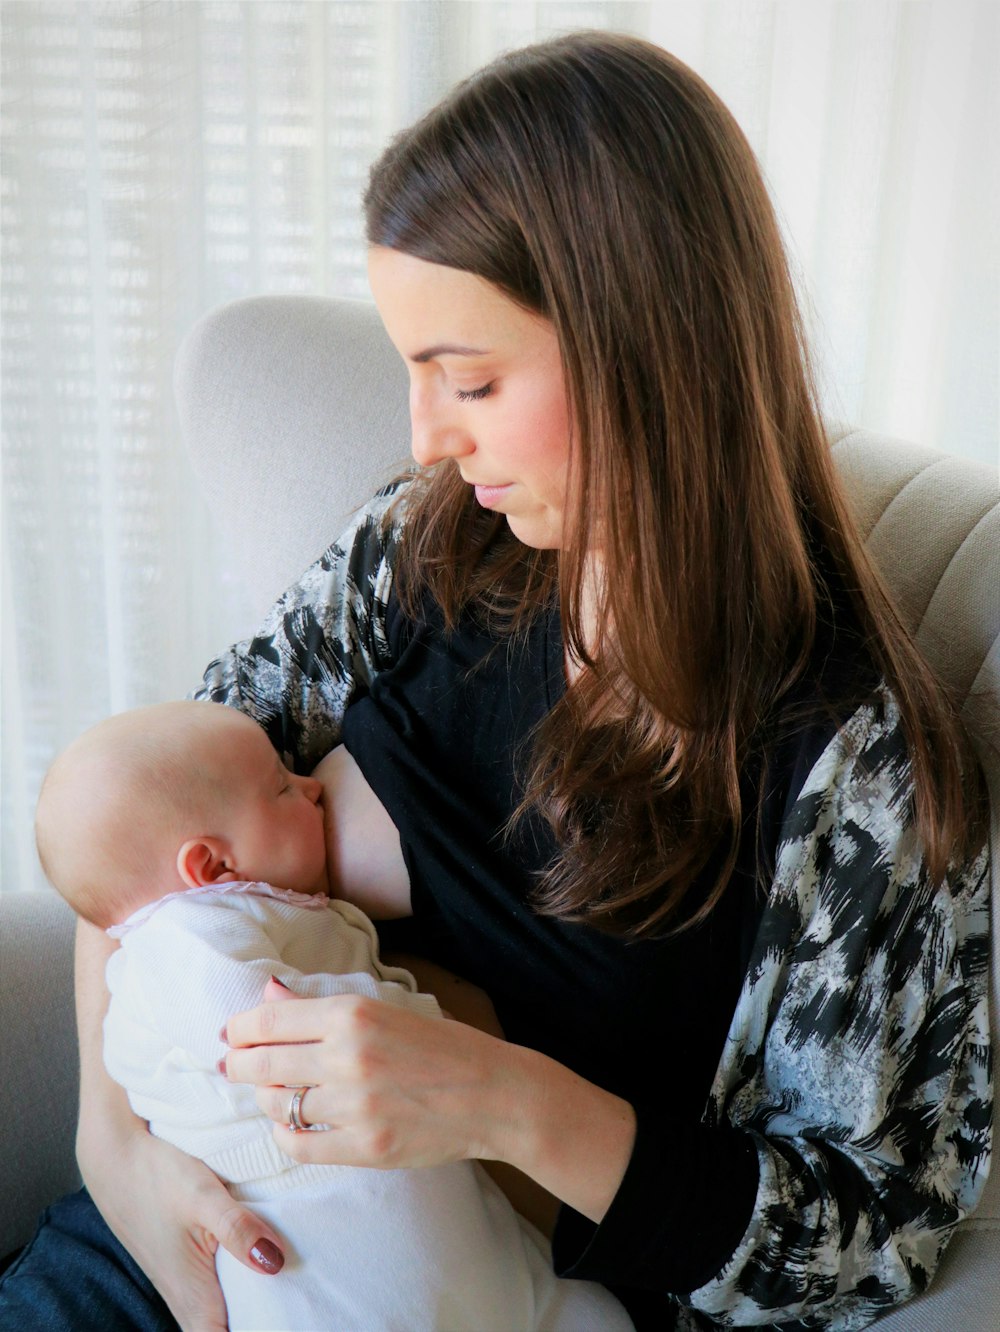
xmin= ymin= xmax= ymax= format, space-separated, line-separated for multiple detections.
xmin=0 ymin=892 xmax=81 ymax=1258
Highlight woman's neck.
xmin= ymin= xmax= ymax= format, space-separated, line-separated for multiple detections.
xmin=563 ymin=555 xmax=604 ymax=687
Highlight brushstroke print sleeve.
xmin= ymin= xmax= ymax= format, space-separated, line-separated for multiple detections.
xmin=684 ymin=685 xmax=991 ymax=1330
xmin=194 ymin=485 xmax=407 ymax=771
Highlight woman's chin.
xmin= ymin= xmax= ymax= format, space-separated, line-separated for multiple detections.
xmin=505 ymin=510 xmax=564 ymax=551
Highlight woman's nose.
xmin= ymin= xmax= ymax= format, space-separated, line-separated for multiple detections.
xmin=409 ymin=388 xmax=475 ymax=469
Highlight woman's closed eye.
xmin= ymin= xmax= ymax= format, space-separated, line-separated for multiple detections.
xmin=454 ymin=382 xmax=494 ymax=402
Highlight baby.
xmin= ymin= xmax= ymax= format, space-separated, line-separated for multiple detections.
xmin=36 ymin=700 xmax=633 ymax=1332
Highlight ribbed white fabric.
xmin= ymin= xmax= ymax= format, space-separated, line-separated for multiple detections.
xmin=103 ymin=883 xmax=441 ymax=1183
xmin=3 ymin=1 xmax=996 ymax=899
xmin=102 ymin=881 xmax=633 ymax=1332
xmin=216 ymin=1167 xmax=633 ymax=1332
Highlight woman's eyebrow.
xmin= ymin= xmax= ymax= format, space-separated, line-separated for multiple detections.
xmin=411 ymin=343 xmax=489 ymax=362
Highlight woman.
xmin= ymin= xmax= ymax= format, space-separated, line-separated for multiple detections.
xmin=3 ymin=31 xmax=989 ymax=1332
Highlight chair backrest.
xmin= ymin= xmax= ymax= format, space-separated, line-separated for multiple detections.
xmin=177 ymin=294 xmax=999 ymax=1238
xmin=175 ymin=295 xmax=413 ymax=617
xmin=830 ymin=427 xmax=1000 ymax=1233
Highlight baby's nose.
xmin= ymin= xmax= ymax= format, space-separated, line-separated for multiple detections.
xmin=303 ymin=775 xmax=323 ymax=803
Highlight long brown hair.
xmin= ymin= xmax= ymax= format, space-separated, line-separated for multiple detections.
xmin=364 ymin=31 xmax=984 ymax=936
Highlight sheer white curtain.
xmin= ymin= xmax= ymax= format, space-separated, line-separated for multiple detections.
xmin=3 ymin=0 xmax=997 ymax=894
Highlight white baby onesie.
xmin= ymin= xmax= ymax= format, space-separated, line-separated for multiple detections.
xmin=104 ymin=882 xmax=633 ymax=1332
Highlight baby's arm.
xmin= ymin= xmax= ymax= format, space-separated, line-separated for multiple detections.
xmin=312 ymin=744 xmax=412 ymax=919
xmin=105 ymin=901 xmax=439 ymax=1081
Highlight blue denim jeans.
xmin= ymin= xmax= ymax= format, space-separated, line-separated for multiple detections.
xmin=0 ymin=1189 xmax=178 ymax=1331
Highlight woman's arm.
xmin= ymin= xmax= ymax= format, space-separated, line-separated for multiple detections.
xmin=74 ymin=917 xmax=139 ymax=1165
xmin=376 ymin=951 xmax=563 ymax=1238
xmin=74 ymin=919 xmax=287 ymax=1332
xmin=686 ymin=690 xmax=993 ymax=1326
xmin=495 ymin=1036 xmax=638 ymax=1225
xmin=223 ymin=990 xmax=636 ymax=1224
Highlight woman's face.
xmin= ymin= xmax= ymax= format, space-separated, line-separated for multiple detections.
xmin=367 ymin=246 xmax=572 ymax=550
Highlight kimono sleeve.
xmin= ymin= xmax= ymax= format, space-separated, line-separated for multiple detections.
xmin=192 ymin=483 xmax=409 ymax=773
xmin=687 ymin=686 xmax=992 ymax=1330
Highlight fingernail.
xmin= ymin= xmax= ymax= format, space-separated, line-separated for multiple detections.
xmin=270 ymin=974 xmax=291 ymax=989
xmin=216 ymin=1058 xmax=228 ymax=1078
xmin=250 ymin=1239 xmax=284 ymax=1273
xmin=219 ymin=1025 xmax=229 ymax=1043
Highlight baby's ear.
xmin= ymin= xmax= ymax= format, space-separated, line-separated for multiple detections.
xmin=177 ymin=838 xmax=239 ymax=888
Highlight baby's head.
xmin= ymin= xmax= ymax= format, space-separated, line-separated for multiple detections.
xmin=36 ymin=701 xmax=328 ymax=929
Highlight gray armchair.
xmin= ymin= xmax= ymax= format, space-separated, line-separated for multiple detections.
xmin=2 ymin=295 xmax=997 ymax=1327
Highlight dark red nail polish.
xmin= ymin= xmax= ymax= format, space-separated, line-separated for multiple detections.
xmin=219 ymin=1025 xmax=229 ymax=1043
xmin=250 ymin=1239 xmax=284 ymax=1273
xmin=216 ymin=1058 xmax=227 ymax=1077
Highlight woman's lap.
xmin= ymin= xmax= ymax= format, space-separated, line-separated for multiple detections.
xmin=0 ymin=1188 xmax=177 ymax=1332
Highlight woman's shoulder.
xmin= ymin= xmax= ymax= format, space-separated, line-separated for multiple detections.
xmin=275 ymin=473 xmax=418 ymax=662
xmin=776 ymin=680 xmax=917 ymax=871
xmin=791 ymin=680 xmax=909 ymax=813
xmin=776 ymin=680 xmax=988 ymax=921
xmin=322 ymin=473 xmax=416 ymax=572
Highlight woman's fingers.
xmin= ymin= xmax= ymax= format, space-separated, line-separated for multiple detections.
xmin=164 ymin=1248 xmax=232 ymax=1332
xmin=88 ymin=1131 xmax=286 ymax=1332
xmin=224 ymin=991 xmax=384 ymax=1087
xmin=225 ymin=993 xmax=516 ymax=1172
xmin=160 ymin=1188 xmax=286 ymax=1331
xmin=263 ymin=974 xmax=300 ymax=1003
xmin=226 ymin=992 xmax=346 ymax=1047
xmin=272 ymin=1118 xmax=361 ymax=1165
xmin=209 ymin=1197 xmax=286 ymax=1275
xmin=223 ymin=1038 xmax=325 ymax=1090
xmin=256 ymin=1081 xmax=320 ymax=1127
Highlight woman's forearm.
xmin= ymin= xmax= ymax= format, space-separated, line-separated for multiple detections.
xmin=227 ymin=985 xmax=636 ymax=1225
xmin=493 ymin=1042 xmax=637 ymax=1224
xmin=388 ymin=956 xmax=634 ymax=1222
xmin=74 ymin=917 xmax=145 ymax=1163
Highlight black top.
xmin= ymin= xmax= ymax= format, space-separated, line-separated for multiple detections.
xmin=342 ymin=585 xmax=877 ymax=1329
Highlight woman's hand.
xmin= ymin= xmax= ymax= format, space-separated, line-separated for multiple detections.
xmin=74 ymin=917 xmax=286 ymax=1332
xmin=225 ymin=982 xmax=512 ymax=1171
xmin=79 ymin=1122 xmax=286 ymax=1332
xmin=223 ymin=978 xmax=637 ymax=1223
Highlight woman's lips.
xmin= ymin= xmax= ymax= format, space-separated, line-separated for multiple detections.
xmin=473 ymin=483 xmax=513 ymax=507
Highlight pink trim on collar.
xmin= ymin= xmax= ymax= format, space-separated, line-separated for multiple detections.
xmin=106 ymin=880 xmax=330 ymax=938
